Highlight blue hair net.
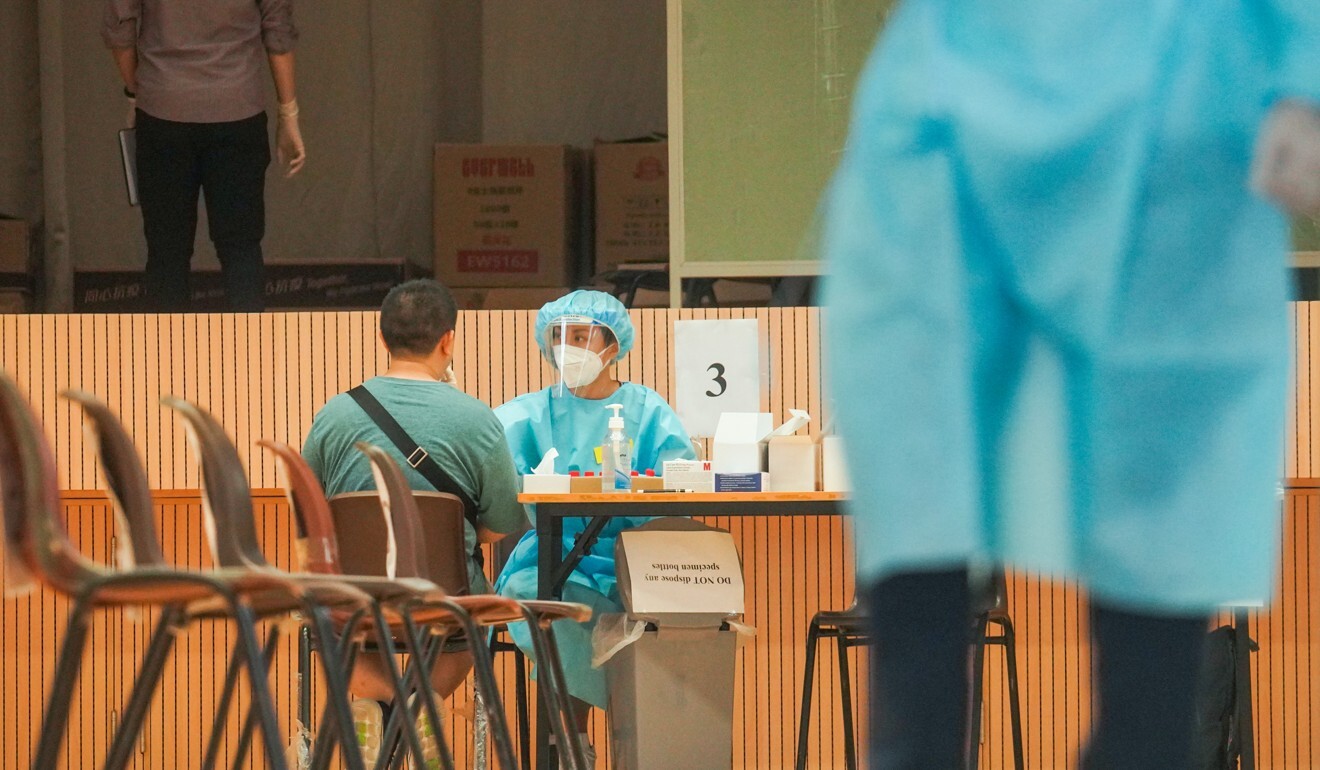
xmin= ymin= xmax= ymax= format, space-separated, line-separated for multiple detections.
xmin=535 ymin=290 xmax=634 ymax=362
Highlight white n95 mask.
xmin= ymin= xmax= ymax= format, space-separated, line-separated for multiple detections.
xmin=554 ymin=344 xmax=606 ymax=389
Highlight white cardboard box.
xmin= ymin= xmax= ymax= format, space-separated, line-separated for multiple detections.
xmin=711 ymin=413 xmax=772 ymax=473
xmin=768 ymin=436 xmax=818 ymax=492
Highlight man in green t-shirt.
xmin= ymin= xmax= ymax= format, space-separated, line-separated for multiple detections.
xmin=302 ymin=279 xmax=525 ymax=760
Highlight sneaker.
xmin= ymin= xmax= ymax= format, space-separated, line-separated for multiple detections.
xmin=406 ymin=693 xmax=446 ymax=770
xmin=350 ymin=699 xmax=383 ymax=768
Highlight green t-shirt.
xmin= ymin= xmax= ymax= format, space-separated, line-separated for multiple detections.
xmin=301 ymin=376 xmax=526 ymax=593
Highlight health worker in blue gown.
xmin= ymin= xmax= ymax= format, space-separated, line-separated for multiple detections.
xmin=821 ymin=1 xmax=1320 ymax=767
xmin=493 ymin=290 xmax=695 ymax=754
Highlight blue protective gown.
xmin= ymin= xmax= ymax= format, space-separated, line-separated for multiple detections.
xmin=822 ymin=0 xmax=1320 ymax=612
xmin=493 ymin=382 xmax=695 ymax=707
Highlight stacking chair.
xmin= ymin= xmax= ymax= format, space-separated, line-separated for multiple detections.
xmin=338 ymin=445 xmax=593 ymax=770
xmin=166 ymin=398 xmax=492 ymax=770
xmin=967 ymin=570 xmax=1024 ymax=770
xmin=64 ymin=389 xmax=378 ymax=770
xmin=259 ymin=439 xmax=595 ymax=770
xmin=0 ymin=374 xmax=319 ymax=770
xmin=794 ymin=601 xmax=867 ymax=770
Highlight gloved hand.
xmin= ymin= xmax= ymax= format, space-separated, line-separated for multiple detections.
xmin=276 ymin=99 xmax=306 ymax=177
xmin=443 ymin=364 xmax=457 ymax=384
xmin=1251 ymin=100 xmax=1320 ymax=217
xmin=125 ymin=95 xmax=136 ymax=129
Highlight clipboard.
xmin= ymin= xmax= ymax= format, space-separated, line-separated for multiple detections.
xmin=118 ymin=128 xmax=139 ymax=206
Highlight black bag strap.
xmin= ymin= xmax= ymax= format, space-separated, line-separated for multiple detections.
xmin=347 ymin=385 xmax=484 ymax=567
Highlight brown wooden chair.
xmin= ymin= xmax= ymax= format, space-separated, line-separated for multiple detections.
xmin=0 ymin=375 xmax=308 ymax=770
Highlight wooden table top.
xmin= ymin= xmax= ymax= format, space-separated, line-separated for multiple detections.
xmin=518 ymin=491 xmax=847 ymax=504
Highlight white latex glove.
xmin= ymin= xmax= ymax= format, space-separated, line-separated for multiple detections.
xmin=442 ymin=364 xmax=456 ymax=384
xmin=276 ymin=99 xmax=306 ymax=177
xmin=125 ymin=97 xmax=136 ymax=129
xmin=1251 ymin=100 xmax=1320 ymax=217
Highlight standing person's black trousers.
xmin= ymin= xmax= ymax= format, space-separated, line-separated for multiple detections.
xmin=135 ymin=110 xmax=269 ymax=312
xmin=865 ymin=569 xmax=1208 ymax=769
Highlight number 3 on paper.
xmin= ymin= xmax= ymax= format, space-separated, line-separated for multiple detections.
xmin=674 ymin=319 xmax=765 ymax=437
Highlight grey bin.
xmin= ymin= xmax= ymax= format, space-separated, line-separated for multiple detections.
xmin=606 ymin=519 xmax=743 ymax=770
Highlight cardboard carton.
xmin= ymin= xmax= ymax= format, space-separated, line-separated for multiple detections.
xmin=0 ymin=218 xmax=34 ymax=277
xmin=434 ymin=144 xmax=584 ymax=287
xmin=594 ymin=141 xmax=669 ymax=270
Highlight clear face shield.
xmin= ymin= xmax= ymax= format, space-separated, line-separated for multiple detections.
xmin=547 ymin=315 xmax=616 ymax=396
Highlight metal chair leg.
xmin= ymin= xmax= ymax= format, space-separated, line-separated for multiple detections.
xmin=966 ymin=614 xmax=991 ymax=770
xmin=514 ymin=645 xmax=531 ymax=770
xmin=203 ymin=628 xmax=257 ymax=770
xmin=794 ymin=618 xmax=822 ymax=770
xmin=102 ymin=606 xmax=182 ymax=770
xmin=837 ymin=632 xmax=858 ymax=770
xmin=230 ymin=625 xmax=285 ymax=770
xmin=233 ymin=603 xmax=290 ymax=769
xmin=999 ymin=618 xmax=1025 ymax=770
xmin=365 ymin=603 xmax=430 ymax=770
xmin=310 ymin=627 xmax=364 ymax=770
xmin=396 ymin=614 xmax=458 ymax=770
xmin=431 ymin=599 xmax=520 ymax=770
xmin=524 ymin=616 xmax=587 ymax=770
xmin=34 ymin=592 xmax=96 ymax=770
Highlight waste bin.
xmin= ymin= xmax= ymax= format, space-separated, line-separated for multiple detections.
xmin=595 ymin=519 xmax=751 ymax=770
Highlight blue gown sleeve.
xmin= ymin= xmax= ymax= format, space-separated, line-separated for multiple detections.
xmin=636 ymin=389 xmax=697 ymax=468
xmin=1270 ymin=0 xmax=1320 ymax=102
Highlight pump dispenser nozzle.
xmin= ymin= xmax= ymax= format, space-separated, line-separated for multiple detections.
xmin=606 ymin=403 xmax=625 ymax=429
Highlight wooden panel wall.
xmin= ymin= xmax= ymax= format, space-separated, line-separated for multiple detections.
xmin=0 ymin=306 xmax=1316 ymax=769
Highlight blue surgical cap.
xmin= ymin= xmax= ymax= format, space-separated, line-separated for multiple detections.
xmin=535 ymin=290 xmax=634 ymax=363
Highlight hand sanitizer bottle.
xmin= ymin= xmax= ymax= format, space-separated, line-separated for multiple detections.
xmin=601 ymin=403 xmax=632 ymax=491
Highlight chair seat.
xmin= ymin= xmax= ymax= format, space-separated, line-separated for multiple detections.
xmin=812 ymin=609 xmax=869 ymax=632
xmin=517 ymin=600 xmax=593 ymax=625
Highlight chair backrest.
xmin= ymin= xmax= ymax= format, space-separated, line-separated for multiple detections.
xmin=257 ymin=439 xmax=340 ymax=575
xmin=0 ymin=373 xmax=99 ymax=596
xmin=334 ymin=442 xmax=470 ymax=594
xmin=162 ymin=396 xmax=267 ymax=570
xmin=62 ymin=390 xmax=165 ymax=568
xmin=329 ymin=492 xmax=470 ymax=595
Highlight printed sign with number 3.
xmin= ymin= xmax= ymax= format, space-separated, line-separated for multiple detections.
xmin=674 ymin=319 xmax=766 ymax=436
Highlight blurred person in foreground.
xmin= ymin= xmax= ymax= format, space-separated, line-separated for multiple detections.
xmin=821 ymin=2 xmax=1320 ymax=767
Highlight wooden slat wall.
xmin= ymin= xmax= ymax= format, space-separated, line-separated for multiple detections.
xmin=0 ymin=306 xmax=1316 ymax=769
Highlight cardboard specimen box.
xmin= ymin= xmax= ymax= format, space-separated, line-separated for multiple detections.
xmin=434 ymin=144 xmax=583 ymax=287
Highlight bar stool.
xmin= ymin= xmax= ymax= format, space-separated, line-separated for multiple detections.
xmin=794 ymin=601 xmax=868 ymax=770
xmin=967 ymin=570 xmax=1024 ymax=770
xmin=794 ymin=570 xmax=1025 ymax=770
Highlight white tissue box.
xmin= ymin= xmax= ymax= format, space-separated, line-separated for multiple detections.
xmin=523 ymin=474 xmax=571 ymax=494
